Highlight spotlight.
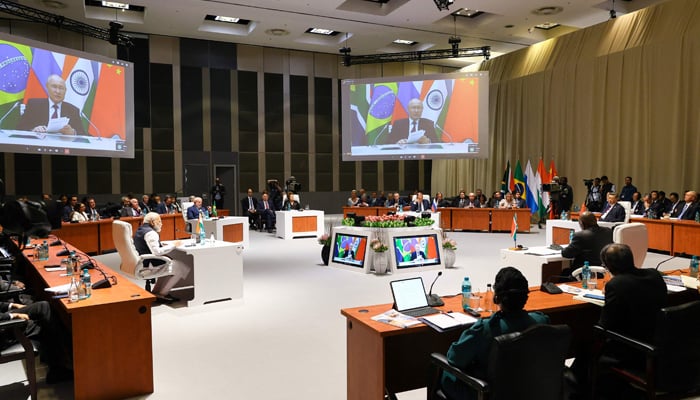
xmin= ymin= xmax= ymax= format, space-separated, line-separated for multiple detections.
xmin=433 ymin=0 xmax=454 ymax=11
xmin=108 ymin=21 xmax=123 ymax=45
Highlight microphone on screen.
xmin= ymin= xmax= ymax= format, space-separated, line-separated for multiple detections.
xmin=433 ymin=122 xmax=454 ymax=145
xmin=371 ymin=123 xmax=391 ymax=147
xmin=427 ymin=271 xmax=445 ymax=307
xmin=0 ymin=101 xmax=20 ymax=131
xmin=80 ymin=110 xmax=102 ymax=140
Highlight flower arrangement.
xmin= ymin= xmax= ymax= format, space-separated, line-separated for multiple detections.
xmin=369 ymin=238 xmax=389 ymax=253
xmin=414 ymin=217 xmax=435 ymax=227
xmin=342 ymin=217 xmax=355 ymax=226
xmin=362 ymin=214 xmax=406 ymax=228
xmin=442 ymin=238 xmax=458 ymax=251
xmin=318 ymin=233 xmax=331 ymax=246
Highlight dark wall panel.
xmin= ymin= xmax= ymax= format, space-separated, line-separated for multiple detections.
xmin=361 ymin=161 xmax=378 ymax=191
xmin=180 ymin=38 xmax=236 ymax=69
xmin=87 ymin=157 xmax=112 ymax=194
xmin=150 ymin=64 xmax=173 ymax=130
xmin=51 ymin=156 xmax=78 ymax=196
xmin=316 ymin=154 xmax=333 ymax=192
xmin=120 ymin=150 xmax=144 ymax=195
xmin=384 ymin=161 xmax=399 ymax=191
xmin=210 ymin=69 xmax=232 ymax=150
xmin=119 ymin=37 xmax=150 ymax=127
xmin=290 ymin=75 xmax=308 ymax=153
xmin=181 ymin=66 xmax=203 ymax=151
xmin=14 ymin=154 xmax=42 ymax=196
xmin=151 ymin=151 xmax=174 ymax=194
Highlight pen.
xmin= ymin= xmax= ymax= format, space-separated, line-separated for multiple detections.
xmin=441 ymin=311 xmax=456 ymax=319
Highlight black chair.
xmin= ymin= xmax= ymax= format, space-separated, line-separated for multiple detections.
xmin=0 ymin=255 xmax=25 ymax=303
xmin=592 ymin=300 xmax=700 ymax=400
xmin=0 ymin=319 xmax=40 ymax=400
xmin=428 ymin=324 xmax=571 ymax=400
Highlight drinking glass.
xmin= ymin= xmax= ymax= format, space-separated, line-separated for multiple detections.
xmin=469 ymin=290 xmax=482 ymax=311
xmin=588 ymin=272 xmax=598 ymax=291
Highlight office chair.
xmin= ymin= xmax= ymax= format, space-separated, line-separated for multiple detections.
xmin=0 ymin=319 xmax=40 ymax=400
xmin=428 ymin=324 xmax=571 ymax=400
xmin=112 ymin=220 xmax=174 ymax=292
xmin=592 ymin=300 xmax=700 ymax=400
xmin=613 ymin=223 xmax=648 ymax=267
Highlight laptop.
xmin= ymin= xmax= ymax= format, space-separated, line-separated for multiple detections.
xmin=390 ymin=277 xmax=441 ymax=317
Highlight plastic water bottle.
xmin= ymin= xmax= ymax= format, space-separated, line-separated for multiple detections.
xmin=695 ymin=211 xmax=700 ymax=224
xmin=81 ymin=268 xmax=92 ymax=299
xmin=582 ymin=261 xmax=590 ymax=289
xmin=569 ymin=229 xmax=575 ymax=243
xmin=78 ymin=271 xmax=87 ymax=300
xmin=461 ymin=277 xmax=472 ymax=311
xmin=484 ymin=284 xmax=494 ymax=313
xmin=690 ymin=256 xmax=699 ymax=278
xmin=40 ymin=240 xmax=49 ymax=260
xmin=199 ymin=223 xmax=206 ymax=245
xmin=69 ymin=277 xmax=79 ymax=303
xmin=210 ymin=233 xmax=215 ymax=245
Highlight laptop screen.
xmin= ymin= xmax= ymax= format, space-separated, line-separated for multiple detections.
xmin=391 ymin=277 xmax=429 ymax=311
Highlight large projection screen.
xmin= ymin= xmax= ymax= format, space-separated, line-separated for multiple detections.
xmin=341 ymin=71 xmax=489 ymax=161
xmin=0 ymin=32 xmax=134 ymax=158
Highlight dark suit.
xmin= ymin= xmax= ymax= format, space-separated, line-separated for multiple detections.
xmin=410 ymin=199 xmax=431 ymax=212
xmin=156 ymin=202 xmax=175 ymax=214
xmin=631 ymin=200 xmax=644 ymax=215
xmin=186 ymin=205 xmax=208 ymax=219
xmin=120 ymin=206 xmax=141 ymax=217
xmin=676 ymin=202 xmax=699 ymax=220
xmin=241 ymin=196 xmax=259 ymax=227
xmin=561 ymin=225 xmax=613 ymax=268
xmin=387 ymin=198 xmax=407 ymax=208
xmin=257 ymin=199 xmax=276 ymax=230
xmin=600 ymin=203 xmax=626 ymax=222
xmin=17 ymin=98 xmax=85 ymax=134
xmin=386 ymin=118 xmax=438 ymax=144
xmin=600 ymin=268 xmax=667 ymax=342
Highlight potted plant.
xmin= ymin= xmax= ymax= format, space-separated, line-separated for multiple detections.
xmin=442 ymin=237 xmax=457 ymax=268
xmin=318 ymin=233 xmax=331 ymax=265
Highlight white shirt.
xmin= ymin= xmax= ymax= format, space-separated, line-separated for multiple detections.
xmin=143 ymin=229 xmax=176 ymax=257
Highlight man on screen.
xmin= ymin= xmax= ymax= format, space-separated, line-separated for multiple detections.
xmin=17 ymin=74 xmax=85 ymax=136
xmin=386 ymin=98 xmax=438 ymax=145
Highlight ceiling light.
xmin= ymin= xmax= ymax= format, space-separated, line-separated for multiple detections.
xmin=205 ymin=15 xmax=249 ymax=25
xmin=535 ymin=22 xmax=560 ymax=30
xmin=393 ymin=39 xmax=417 ymax=45
xmin=102 ymin=1 xmax=129 ymax=9
xmin=306 ymin=28 xmax=339 ymax=36
xmin=452 ymin=8 xmax=483 ymax=18
xmin=532 ymin=6 xmax=563 ymax=16
xmin=265 ymin=28 xmax=289 ymax=36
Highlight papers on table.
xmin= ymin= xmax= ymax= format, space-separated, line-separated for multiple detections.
xmin=46 ymin=117 xmax=70 ymax=132
xmin=522 ymin=246 xmax=562 ymax=256
xmin=681 ymin=275 xmax=699 ymax=290
xmin=420 ymin=312 xmax=478 ymax=332
xmin=44 ymin=282 xmax=71 ymax=294
xmin=371 ymin=309 xmax=422 ymax=328
xmin=572 ymin=289 xmax=605 ymax=307
xmin=663 ymin=275 xmax=687 ymax=292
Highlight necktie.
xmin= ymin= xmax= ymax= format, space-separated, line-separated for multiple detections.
xmin=678 ymin=203 xmax=689 ymax=219
xmin=265 ymin=201 xmax=268 ymax=210
xmin=249 ymin=197 xmax=253 ymax=209
xmin=51 ymin=104 xmax=58 ymax=119
xmin=411 ymin=120 xmax=417 ymax=132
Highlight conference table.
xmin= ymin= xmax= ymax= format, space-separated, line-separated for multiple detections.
xmin=342 ymin=207 xmax=531 ymax=233
xmin=275 ymin=210 xmax=324 ymax=239
xmin=16 ymin=238 xmax=155 ymax=400
xmin=341 ymin=281 xmax=700 ymax=400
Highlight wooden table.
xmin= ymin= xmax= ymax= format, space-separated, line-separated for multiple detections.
xmin=275 ymin=210 xmax=324 ymax=239
xmin=450 ymin=208 xmax=491 ymax=231
xmin=18 ymin=239 xmax=155 ymax=400
xmin=341 ymin=288 xmax=600 ymax=400
xmin=491 ymin=208 xmax=531 ymax=232
xmin=672 ymin=220 xmax=700 ymax=255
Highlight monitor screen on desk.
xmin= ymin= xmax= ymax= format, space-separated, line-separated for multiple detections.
xmin=0 ymin=32 xmax=134 ymax=158
xmin=393 ymin=233 xmax=441 ymax=269
xmin=331 ymin=233 xmax=368 ymax=268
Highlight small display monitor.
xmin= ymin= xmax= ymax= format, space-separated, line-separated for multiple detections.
xmin=393 ymin=233 xmax=441 ymax=269
xmin=331 ymin=233 xmax=368 ymax=268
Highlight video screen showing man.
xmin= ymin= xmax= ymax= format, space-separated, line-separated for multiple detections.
xmin=386 ymin=98 xmax=438 ymax=145
xmin=17 ymin=74 xmax=85 ymax=136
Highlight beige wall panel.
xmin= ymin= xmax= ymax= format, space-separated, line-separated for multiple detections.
xmin=149 ymin=35 xmax=178 ymax=64
xmin=237 ymin=44 xmax=264 ymax=71
xmin=289 ymin=51 xmax=314 ymax=76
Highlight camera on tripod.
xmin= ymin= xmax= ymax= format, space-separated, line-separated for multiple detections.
xmin=285 ymin=176 xmax=302 ymax=194
xmin=583 ymin=179 xmax=594 ymax=188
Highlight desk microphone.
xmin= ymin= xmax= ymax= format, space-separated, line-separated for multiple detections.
xmin=0 ymin=101 xmax=20 ymax=131
xmin=427 ymin=271 xmax=445 ymax=307
xmin=56 ymin=241 xmax=71 ymax=257
xmin=371 ymin=123 xmax=390 ymax=147
xmin=656 ymin=256 xmax=676 ymax=270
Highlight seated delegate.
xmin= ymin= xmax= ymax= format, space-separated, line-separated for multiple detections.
xmin=599 ymin=193 xmax=625 ymax=222
xmin=282 ymin=191 xmax=301 ymax=210
xmin=440 ymin=267 xmax=549 ymax=399
xmin=561 ymin=211 xmax=613 ymax=270
xmin=410 ymin=191 xmax=431 ymax=212
xmin=186 ymin=196 xmax=210 ymax=219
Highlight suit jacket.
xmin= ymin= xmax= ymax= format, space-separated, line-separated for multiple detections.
xmin=387 ymin=198 xmax=407 ymax=208
xmin=241 ymin=196 xmax=259 ymax=215
xmin=257 ymin=199 xmax=275 ymax=213
xmin=386 ymin=118 xmax=438 ymax=144
xmin=155 ymin=202 xmax=175 ymax=214
xmin=17 ymin=98 xmax=85 ymax=134
xmin=120 ymin=206 xmax=141 ymax=217
xmin=631 ymin=200 xmax=644 ymax=215
xmin=186 ymin=205 xmax=208 ymax=219
xmin=600 ymin=268 xmax=667 ymax=342
xmin=676 ymin=202 xmax=699 ymax=220
xmin=561 ymin=225 xmax=613 ymax=268
xmin=410 ymin=199 xmax=431 ymax=212
xmin=600 ymin=203 xmax=626 ymax=222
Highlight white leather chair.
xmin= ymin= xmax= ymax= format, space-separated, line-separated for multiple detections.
xmin=618 ymin=201 xmax=631 ymax=223
xmin=613 ymin=222 xmax=648 ymax=267
xmin=112 ymin=220 xmax=173 ymax=292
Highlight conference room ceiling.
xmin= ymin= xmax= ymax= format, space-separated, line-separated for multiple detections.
xmin=25 ymin=0 xmax=668 ymax=68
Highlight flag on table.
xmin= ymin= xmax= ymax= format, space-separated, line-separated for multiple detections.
xmin=501 ymin=161 xmax=512 ymax=194
xmin=510 ymin=213 xmax=518 ymax=243
xmin=513 ymin=160 xmax=526 ymax=198
xmin=580 ymin=201 xmax=587 ymax=212
xmin=525 ymin=160 xmax=539 ymax=214
xmin=549 ymin=159 xmax=558 ymax=180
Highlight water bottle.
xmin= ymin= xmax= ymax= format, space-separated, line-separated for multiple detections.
xmin=70 ymin=251 xmax=79 ymax=275
xmin=569 ymin=229 xmax=575 ymax=243
xmin=210 ymin=233 xmax=215 ymax=245
xmin=40 ymin=240 xmax=49 ymax=261
xmin=78 ymin=271 xmax=87 ymax=300
xmin=199 ymin=220 xmax=206 ymax=245
xmin=82 ymin=268 xmax=92 ymax=298
xmin=484 ymin=284 xmax=494 ymax=313
xmin=461 ymin=277 xmax=472 ymax=311
xmin=582 ymin=261 xmax=590 ymax=289
xmin=69 ymin=277 xmax=79 ymax=303
xmin=690 ymin=256 xmax=699 ymax=279
xmin=695 ymin=211 xmax=700 ymax=224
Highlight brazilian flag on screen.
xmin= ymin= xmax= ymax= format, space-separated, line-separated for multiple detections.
xmin=0 ymin=41 xmax=32 ymax=129
xmin=365 ymin=83 xmax=397 ymax=145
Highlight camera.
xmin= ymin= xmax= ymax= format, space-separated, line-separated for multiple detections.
xmin=285 ymin=176 xmax=302 ymax=194
xmin=541 ymin=183 xmax=561 ymax=193
xmin=583 ymin=179 xmax=594 ymax=188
